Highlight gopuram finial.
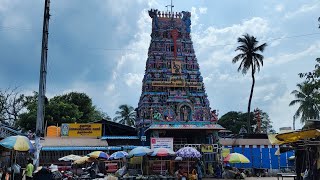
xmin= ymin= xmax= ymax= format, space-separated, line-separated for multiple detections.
xmin=165 ymin=0 xmax=174 ymax=15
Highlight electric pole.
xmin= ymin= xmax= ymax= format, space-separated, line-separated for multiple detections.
xmin=34 ymin=0 xmax=50 ymax=168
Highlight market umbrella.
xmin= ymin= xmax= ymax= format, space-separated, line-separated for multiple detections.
xmin=87 ymin=151 xmax=109 ymax=160
xmin=109 ymin=151 xmax=128 ymax=160
xmin=0 ymin=135 xmax=34 ymax=152
xmin=128 ymin=147 xmax=153 ymax=175
xmin=223 ymin=153 xmax=250 ymax=163
xmin=73 ymin=156 xmax=95 ymax=165
xmin=176 ymin=147 xmax=201 ymax=175
xmin=150 ymin=148 xmax=176 ymax=174
xmin=59 ymin=154 xmax=81 ymax=161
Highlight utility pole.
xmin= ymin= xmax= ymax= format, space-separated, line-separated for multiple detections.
xmin=34 ymin=0 xmax=50 ymax=168
xmin=293 ymin=115 xmax=296 ymax=130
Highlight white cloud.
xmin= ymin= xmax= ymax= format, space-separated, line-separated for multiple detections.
xmin=268 ymin=91 xmax=303 ymax=132
xmin=285 ymin=2 xmax=320 ymax=19
xmin=266 ymin=41 xmax=320 ymax=65
xmin=191 ymin=7 xmax=199 ymax=28
xmin=193 ymin=17 xmax=270 ymax=69
xmin=124 ymin=73 xmax=143 ymax=87
xmin=199 ymin=7 xmax=207 ymax=14
xmin=275 ymin=4 xmax=284 ymax=12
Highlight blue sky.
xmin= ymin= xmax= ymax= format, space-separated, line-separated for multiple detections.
xmin=0 ymin=0 xmax=319 ymax=132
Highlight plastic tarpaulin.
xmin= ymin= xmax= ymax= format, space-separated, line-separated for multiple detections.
xmin=270 ymin=148 xmax=279 ymax=169
xmin=275 ymin=129 xmax=320 ymax=144
xmin=268 ymin=134 xmax=285 ymax=145
xmin=261 ymin=148 xmax=270 ymax=169
xmin=252 ymin=148 xmax=261 ymax=168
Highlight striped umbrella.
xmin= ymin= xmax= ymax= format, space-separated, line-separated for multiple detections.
xmin=223 ymin=153 xmax=250 ymax=163
xmin=0 ymin=135 xmax=34 ymax=152
xmin=87 ymin=151 xmax=109 ymax=160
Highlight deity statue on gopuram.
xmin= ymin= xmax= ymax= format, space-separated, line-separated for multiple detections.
xmin=136 ymin=9 xmax=224 ymax=144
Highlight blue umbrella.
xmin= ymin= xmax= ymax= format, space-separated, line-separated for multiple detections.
xmin=128 ymin=146 xmax=153 ymax=157
xmin=109 ymin=151 xmax=128 ymax=160
xmin=128 ymin=147 xmax=153 ymax=175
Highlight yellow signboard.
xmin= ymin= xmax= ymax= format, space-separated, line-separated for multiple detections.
xmin=61 ymin=123 xmax=102 ymax=137
xmin=201 ymin=144 xmax=214 ymax=153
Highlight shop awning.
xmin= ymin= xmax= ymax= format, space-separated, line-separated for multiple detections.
xmin=101 ymin=136 xmax=139 ymax=140
xmin=42 ymin=145 xmax=147 ymax=151
xmin=145 ymin=123 xmax=225 ymax=131
xmin=42 ymin=146 xmax=109 ymax=151
xmin=275 ymin=129 xmax=320 ymax=144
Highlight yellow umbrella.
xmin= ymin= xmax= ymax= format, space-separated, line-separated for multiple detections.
xmin=73 ymin=156 xmax=95 ymax=165
xmin=223 ymin=153 xmax=250 ymax=163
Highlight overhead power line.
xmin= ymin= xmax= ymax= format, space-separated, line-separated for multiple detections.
xmin=1 ymin=24 xmax=320 ymax=51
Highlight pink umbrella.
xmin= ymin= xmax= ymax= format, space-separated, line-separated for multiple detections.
xmin=150 ymin=148 xmax=176 ymax=174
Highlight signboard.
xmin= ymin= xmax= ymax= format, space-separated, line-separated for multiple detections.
xmin=152 ymin=77 xmax=202 ymax=88
xmin=150 ymin=137 xmax=173 ymax=150
xmin=60 ymin=123 xmax=102 ymax=137
xmin=201 ymin=144 xmax=214 ymax=153
xmin=141 ymin=136 xmax=146 ymax=141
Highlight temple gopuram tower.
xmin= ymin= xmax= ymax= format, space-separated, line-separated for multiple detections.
xmin=136 ymin=9 xmax=224 ymax=147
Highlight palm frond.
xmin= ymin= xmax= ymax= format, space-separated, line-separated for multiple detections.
xmin=253 ymin=43 xmax=267 ymax=52
xmin=289 ymin=99 xmax=303 ymax=106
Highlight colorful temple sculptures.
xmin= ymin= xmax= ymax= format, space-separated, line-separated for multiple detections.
xmin=136 ymin=9 xmax=220 ymax=128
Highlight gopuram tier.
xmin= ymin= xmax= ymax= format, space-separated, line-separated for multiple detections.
xmin=136 ymin=9 xmax=220 ymax=129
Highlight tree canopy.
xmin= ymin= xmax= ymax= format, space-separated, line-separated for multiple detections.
xmin=17 ymin=91 xmax=108 ymax=131
xmin=113 ymin=104 xmax=136 ymax=127
xmin=218 ymin=110 xmax=274 ymax=134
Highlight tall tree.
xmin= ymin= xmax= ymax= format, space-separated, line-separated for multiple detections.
xmin=17 ymin=91 xmax=107 ymax=131
xmin=0 ymin=87 xmax=25 ymax=127
xmin=289 ymin=82 xmax=320 ymax=124
xmin=232 ymin=34 xmax=267 ymax=133
xmin=219 ymin=110 xmax=274 ymax=134
xmin=113 ymin=104 xmax=136 ymax=126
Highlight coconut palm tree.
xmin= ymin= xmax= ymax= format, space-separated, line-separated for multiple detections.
xmin=113 ymin=104 xmax=136 ymax=126
xmin=232 ymin=34 xmax=267 ymax=133
xmin=289 ymin=82 xmax=320 ymax=125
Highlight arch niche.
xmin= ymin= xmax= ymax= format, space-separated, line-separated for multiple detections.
xmin=177 ymin=102 xmax=194 ymax=122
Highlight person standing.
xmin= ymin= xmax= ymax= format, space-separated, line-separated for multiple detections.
xmin=25 ymin=159 xmax=34 ymax=180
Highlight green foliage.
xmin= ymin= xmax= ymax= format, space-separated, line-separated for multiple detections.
xmin=218 ymin=110 xmax=274 ymax=134
xmin=232 ymin=34 xmax=267 ymax=133
xmin=289 ymin=82 xmax=319 ymax=123
xmin=113 ymin=104 xmax=136 ymax=127
xmin=17 ymin=92 xmax=107 ymax=131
